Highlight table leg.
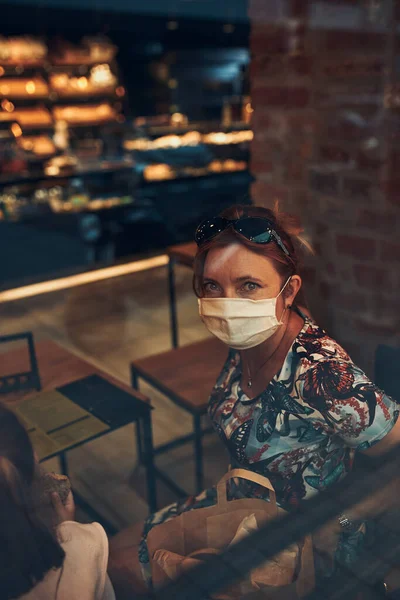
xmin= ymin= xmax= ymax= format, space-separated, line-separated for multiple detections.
xmin=59 ymin=452 xmax=68 ymax=477
xmin=193 ymin=414 xmax=204 ymax=494
xmin=135 ymin=420 xmax=144 ymax=465
xmin=130 ymin=366 xmax=144 ymax=463
xmin=130 ymin=365 xmax=139 ymax=390
xmin=142 ymin=413 xmax=157 ymax=513
xmin=168 ymin=257 xmax=179 ymax=348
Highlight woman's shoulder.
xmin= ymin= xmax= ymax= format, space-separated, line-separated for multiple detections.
xmin=58 ymin=521 xmax=108 ymax=562
xmin=57 ymin=522 xmax=111 ymax=598
xmin=59 ymin=520 xmax=108 ymax=542
xmin=293 ymin=318 xmax=353 ymax=366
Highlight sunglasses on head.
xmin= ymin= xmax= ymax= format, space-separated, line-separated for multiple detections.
xmin=195 ymin=216 xmax=291 ymax=258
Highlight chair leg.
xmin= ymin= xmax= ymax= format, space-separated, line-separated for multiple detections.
xmin=59 ymin=452 xmax=68 ymax=477
xmin=193 ymin=414 xmax=204 ymax=494
xmin=168 ymin=258 xmax=179 ymax=348
xmin=135 ymin=420 xmax=144 ymax=465
xmin=141 ymin=413 xmax=157 ymax=513
xmin=131 ymin=365 xmax=139 ymax=390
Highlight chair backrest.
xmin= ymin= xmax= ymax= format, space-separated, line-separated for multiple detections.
xmin=0 ymin=332 xmax=41 ymax=395
xmin=375 ymin=345 xmax=400 ymax=402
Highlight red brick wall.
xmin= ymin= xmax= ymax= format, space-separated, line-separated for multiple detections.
xmin=248 ymin=0 xmax=400 ymax=373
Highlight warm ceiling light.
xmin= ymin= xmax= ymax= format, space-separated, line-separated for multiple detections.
xmin=0 ymin=85 xmax=10 ymax=95
xmin=116 ymin=86 xmax=125 ymax=97
xmin=0 ymin=67 xmax=4 ymax=77
xmin=0 ymin=255 xmax=169 ymax=303
xmin=26 ymin=81 xmax=36 ymax=94
xmin=167 ymin=20 xmax=178 ymax=30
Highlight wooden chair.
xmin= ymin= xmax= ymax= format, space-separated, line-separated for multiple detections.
xmin=0 ymin=332 xmax=41 ymax=395
xmin=0 ymin=338 xmax=157 ymax=529
xmin=167 ymin=242 xmax=197 ymax=348
xmin=131 ymin=337 xmax=227 ymax=496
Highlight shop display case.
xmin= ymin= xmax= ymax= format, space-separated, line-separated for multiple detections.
xmin=0 ymin=35 xmax=253 ymax=280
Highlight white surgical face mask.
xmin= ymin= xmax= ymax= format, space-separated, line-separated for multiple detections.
xmin=198 ymin=278 xmax=291 ymax=350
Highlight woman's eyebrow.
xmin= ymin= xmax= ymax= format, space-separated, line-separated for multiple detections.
xmin=234 ymin=276 xmax=264 ymax=284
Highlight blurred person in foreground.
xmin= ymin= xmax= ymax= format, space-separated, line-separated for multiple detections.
xmin=109 ymin=204 xmax=400 ymax=597
xmin=0 ymin=402 xmax=115 ymax=600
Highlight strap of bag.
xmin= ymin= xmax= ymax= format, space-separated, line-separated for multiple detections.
xmin=216 ymin=468 xmax=277 ymax=514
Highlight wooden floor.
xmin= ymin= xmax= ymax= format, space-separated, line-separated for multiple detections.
xmin=0 ymin=264 xmax=229 ymax=528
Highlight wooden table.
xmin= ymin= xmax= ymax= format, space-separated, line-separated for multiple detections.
xmin=131 ymin=336 xmax=228 ymax=495
xmin=0 ymin=339 xmax=157 ymax=530
xmin=167 ymin=242 xmax=197 ymax=348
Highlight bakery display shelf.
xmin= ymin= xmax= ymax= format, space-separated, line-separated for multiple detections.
xmin=0 ymin=195 xmax=136 ymax=222
xmin=132 ymin=120 xmax=252 ymax=138
xmin=0 ymin=160 xmax=135 ymax=188
xmin=51 ymin=89 xmax=117 ymax=101
xmin=0 ymin=115 xmax=54 ymax=130
xmin=0 ymin=61 xmax=48 ymax=71
xmin=0 ymin=86 xmax=50 ymax=101
xmin=138 ymin=169 xmax=253 ymax=192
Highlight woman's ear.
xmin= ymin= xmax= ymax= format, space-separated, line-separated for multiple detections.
xmin=286 ymin=275 xmax=302 ymax=307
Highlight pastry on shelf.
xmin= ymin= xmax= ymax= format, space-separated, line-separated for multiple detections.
xmin=50 ymin=70 xmax=116 ymax=97
xmin=52 ymin=103 xmax=117 ymax=125
xmin=84 ymin=36 xmax=117 ymax=63
xmin=0 ymin=78 xmax=49 ymax=98
xmin=208 ymin=159 xmax=247 ymax=173
xmin=51 ymin=36 xmax=116 ymax=66
xmin=125 ymin=131 xmax=201 ymax=152
xmin=144 ymin=163 xmax=175 ymax=181
xmin=203 ymin=130 xmax=254 ymax=145
xmin=18 ymin=135 xmax=56 ymax=157
xmin=45 ymin=154 xmax=78 ymax=176
xmin=0 ymin=36 xmax=47 ymax=65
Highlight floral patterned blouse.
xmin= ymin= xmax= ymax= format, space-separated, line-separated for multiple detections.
xmin=209 ymin=317 xmax=398 ymax=510
xmin=139 ymin=316 xmax=398 ymax=585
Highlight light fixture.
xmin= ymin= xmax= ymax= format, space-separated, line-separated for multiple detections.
xmin=0 ymin=67 xmax=4 ymax=77
xmin=116 ymin=86 xmax=125 ymax=97
xmin=168 ymin=78 xmax=178 ymax=89
xmin=0 ymin=255 xmax=169 ymax=303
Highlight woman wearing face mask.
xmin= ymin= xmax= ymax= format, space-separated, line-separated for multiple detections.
xmin=109 ymin=204 xmax=400 ymax=595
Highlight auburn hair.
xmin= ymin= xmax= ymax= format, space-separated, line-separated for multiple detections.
xmin=193 ymin=203 xmax=313 ymax=308
xmin=0 ymin=402 xmax=65 ymax=599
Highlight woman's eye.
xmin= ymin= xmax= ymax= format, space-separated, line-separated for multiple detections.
xmin=242 ymin=281 xmax=260 ymax=292
xmin=204 ymin=282 xmax=219 ymax=293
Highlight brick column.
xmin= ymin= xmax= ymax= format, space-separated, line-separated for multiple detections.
xmin=249 ymin=0 xmax=400 ymax=372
